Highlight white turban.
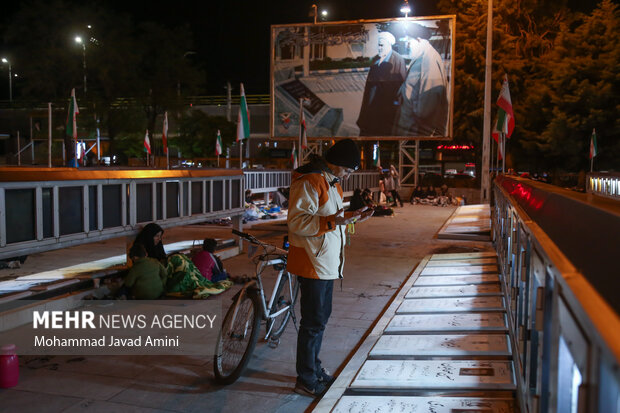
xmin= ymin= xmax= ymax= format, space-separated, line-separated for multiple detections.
xmin=377 ymin=31 xmax=396 ymax=46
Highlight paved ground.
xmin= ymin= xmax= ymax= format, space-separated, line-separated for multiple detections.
xmin=0 ymin=204 xmax=493 ymax=413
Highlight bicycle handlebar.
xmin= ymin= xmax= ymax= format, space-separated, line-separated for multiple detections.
xmin=232 ymin=229 xmax=288 ymax=256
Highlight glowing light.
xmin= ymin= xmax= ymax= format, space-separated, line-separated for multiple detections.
xmin=437 ymin=144 xmax=474 ymax=150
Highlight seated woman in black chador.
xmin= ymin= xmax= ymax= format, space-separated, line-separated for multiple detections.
xmin=133 ymin=223 xmax=166 ymax=262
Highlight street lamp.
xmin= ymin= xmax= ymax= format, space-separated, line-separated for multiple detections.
xmin=1 ymin=57 xmax=12 ymax=102
xmin=74 ymin=36 xmax=87 ymax=93
xmin=320 ymin=9 xmax=328 ymax=21
xmin=400 ymin=0 xmax=411 ymax=18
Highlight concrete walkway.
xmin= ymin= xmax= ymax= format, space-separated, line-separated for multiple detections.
xmin=0 ymin=205 xmax=494 ymax=413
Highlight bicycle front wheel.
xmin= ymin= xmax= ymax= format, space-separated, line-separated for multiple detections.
xmin=213 ymin=291 xmax=261 ymax=384
xmin=268 ymin=272 xmax=299 ymax=340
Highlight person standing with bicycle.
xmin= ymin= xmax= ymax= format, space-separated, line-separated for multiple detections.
xmin=287 ymin=139 xmax=373 ymax=397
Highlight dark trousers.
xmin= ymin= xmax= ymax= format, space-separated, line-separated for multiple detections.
xmin=390 ymin=190 xmax=403 ymax=206
xmin=296 ymin=277 xmax=334 ymax=386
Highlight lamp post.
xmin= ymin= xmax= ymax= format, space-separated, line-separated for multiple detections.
xmin=400 ymin=0 xmax=411 ymax=18
xmin=74 ymin=36 xmax=87 ymax=93
xmin=480 ymin=0 xmax=493 ymax=203
xmin=1 ymin=58 xmax=12 ymax=102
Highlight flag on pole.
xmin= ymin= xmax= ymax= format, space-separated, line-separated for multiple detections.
xmin=291 ymin=143 xmax=298 ymax=169
xmin=162 ymin=112 xmax=168 ymax=154
xmin=236 ymin=83 xmax=250 ymax=141
xmin=589 ymin=128 xmax=598 ymax=159
xmin=216 ymin=129 xmax=223 ymax=156
xmin=300 ymin=110 xmax=308 ymax=149
xmin=491 ymin=114 xmax=505 ymax=160
xmin=496 ymin=75 xmax=515 ymax=138
xmin=66 ymin=88 xmax=79 ymax=140
xmin=372 ymin=142 xmax=381 ymax=168
xmin=144 ymin=129 xmax=151 ymax=155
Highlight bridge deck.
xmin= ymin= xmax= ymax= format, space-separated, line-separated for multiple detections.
xmin=315 ymin=252 xmax=517 ymax=413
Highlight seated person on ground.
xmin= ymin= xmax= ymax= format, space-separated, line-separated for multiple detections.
xmin=123 ymin=243 xmax=167 ymax=299
xmin=362 ymin=188 xmax=375 ymax=208
xmin=166 ymin=252 xmax=232 ymax=299
xmin=133 ymin=222 xmax=167 ymax=263
xmin=272 ymin=187 xmax=289 ymax=208
xmin=435 ymin=184 xmax=453 ymax=206
xmin=348 ymin=188 xmax=367 ymax=211
xmin=192 ymin=238 xmax=228 ymax=282
xmin=410 ymin=185 xmax=425 ymax=204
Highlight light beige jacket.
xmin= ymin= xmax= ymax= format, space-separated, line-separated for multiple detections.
xmin=287 ymin=169 xmax=345 ymax=280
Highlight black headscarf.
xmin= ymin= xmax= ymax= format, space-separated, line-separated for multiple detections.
xmin=133 ymin=223 xmax=166 ymax=261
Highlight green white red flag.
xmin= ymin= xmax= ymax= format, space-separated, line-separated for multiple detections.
xmin=291 ymin=143 xmax=298 ymax=169
xmin=589 ymin=129 xmax=598 ymax=159
xmin=216 ymin=129 xmax=223 ymax=156
xmin=236 ymin=83 xmax=250 ymax=141
xmin=373 ymin=142 xmax=381 ymax=168
xmin=144 ymin=130 xmax=151 ymax=155
xmin=300 ymin=109 xmax=308 ymax=149
xmin=496 ymin=75 xmax=514 ymax=138
xmin=66 ymin=88 xmax=79 ymax=140
xmin=162 ymin=112 xmax=168 ymax=154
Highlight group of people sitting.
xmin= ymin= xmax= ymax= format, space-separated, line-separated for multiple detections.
xmin=122 ymin=223 xmax=233 ymax=300
xmin=349 ymin=188 xmax=395 ymax=216
xmin=409 ymin=184 xmax=459 ymax=207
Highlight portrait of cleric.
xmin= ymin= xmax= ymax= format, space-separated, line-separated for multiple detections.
xmin=392 ymin=22 xmax=449 ymax=137
xmin=357 ymin=31 xmax=407 ymax=136
xmin=271 ymin=18 xmax=452 ymax=139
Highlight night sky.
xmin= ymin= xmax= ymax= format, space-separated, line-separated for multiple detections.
xmin=113 ymin=0 xmax=441 ymax=94
xmin=1 ymin=0 xmax=441 ymax=95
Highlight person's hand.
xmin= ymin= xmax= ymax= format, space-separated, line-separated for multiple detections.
xmin=356 ymin=207 xmax=374 ymax=223
xmin=334 ymin=207 xmax=372 ymax=225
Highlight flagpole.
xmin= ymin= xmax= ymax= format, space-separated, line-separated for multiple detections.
xmin=48 ymin=102 xmax=52 ymax=168
xmin=501 ymin=133 xmax=506 ymax=173
xmin=480 ymin=0 xmax=493 ymax=203
xmin=298 ymin=98 xmax=303 ymax=166
xmin=239 ymin=140 xmax=243 ymax=169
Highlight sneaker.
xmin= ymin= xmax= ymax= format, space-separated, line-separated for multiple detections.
xmin=317 ymin=368 xmax=335 ymax=385
xmin=293 ymin=380 xmax=326 ymax=397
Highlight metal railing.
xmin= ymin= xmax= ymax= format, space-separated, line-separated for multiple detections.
xmin=0 ymin=168 xmax=382 ymax=260
xmin=244 ymin=170 xmax=291 ymax=194
xmin=243 ymin=169 xmax=380 ymax=196
xmin=492 ymin=175 xmax=620 ymax=413
xmin=0 ymin=168 xmax=245 ymax=260
xmin=587 ymin=172 xmax=620 ymax=200
xmin=340 ymin=170 xmax=381 ymax=196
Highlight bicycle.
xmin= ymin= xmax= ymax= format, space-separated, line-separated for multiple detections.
xmin=213 ymin=229 xmax=300 ymax=384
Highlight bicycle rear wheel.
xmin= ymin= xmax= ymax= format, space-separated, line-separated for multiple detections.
xmin=213 ymin=291 xmax=261 ymax=384
xmin=267 ymin=272 xmax=299 ymax=340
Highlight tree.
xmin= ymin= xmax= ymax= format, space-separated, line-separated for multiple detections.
xmin=438 ymin=0 xmax=618 ymax=173
xmin=437 ymin=0 xmax=573 ymax=172
xmin=523 ymin=0 xmax=619 ymax=171
xmin=4 ymin=0 xmax=205 ymax=157
xmin=172 ymin=110 xmax=235 ymax=159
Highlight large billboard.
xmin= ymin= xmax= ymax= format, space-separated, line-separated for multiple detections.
xmin=271 ymin=16 xmax=455 ymax=140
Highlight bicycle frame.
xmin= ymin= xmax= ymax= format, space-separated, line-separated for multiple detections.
xmin=227 ymin=255 xmax=295 ymax=341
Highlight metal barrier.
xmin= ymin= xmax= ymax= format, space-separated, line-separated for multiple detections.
xmin=0 ymin=168 xmax=381 ymax=260
xmin=244 ymin=169 xmax=380 ymax=197
xmin=244 ymin=170 xmax=291 ymax=194
xmin=587 ymin=172 xmax=620 ymax=200
xmin=0 ymin=168 xmax=245 ymax=260
xmin=340 ymin=171 xmax=381 ymax=196
xmin=492 ymin=175 xmax=620 ymax=413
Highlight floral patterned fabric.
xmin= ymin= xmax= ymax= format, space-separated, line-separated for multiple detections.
xmin=165 ymin=253 xmax=232 ymax=299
